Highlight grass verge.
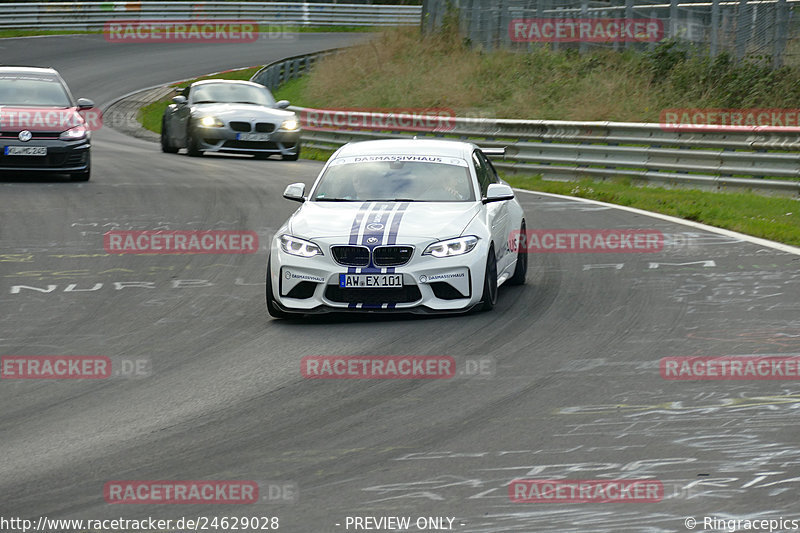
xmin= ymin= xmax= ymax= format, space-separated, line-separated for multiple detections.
xmin=293 ymin=27 xmax=800 ymax=121
xmin=272 ymin=76 xmax=309 ymax=106
xmin=506 ymin=175 xmax=800 ymax=246
xmin=0 ymin=29 xmax=96 ymax=38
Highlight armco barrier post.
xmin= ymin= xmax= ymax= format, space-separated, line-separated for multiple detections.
xmin=579 ymin=0 xmax=588 ymax=54
xmin=625 ymin=0 xmax=634 ymax=50
xmin=710 ymin=0 xmax=720 ymax=57
xmin=735 ymin=0 xmax=750 ymax=61
xmin=773 ymin=0 xmax=789 ymax=68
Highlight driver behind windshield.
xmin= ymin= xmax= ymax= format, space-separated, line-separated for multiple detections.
xmin=314 ymin=159 xmax=473 ymax=202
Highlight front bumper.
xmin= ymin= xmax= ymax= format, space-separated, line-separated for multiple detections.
xmin=269 ymin=242 xmax=487 ymax=314
xmin=0 ymin=138 xmax=90 ymax=173
xmin=195 ymin=127 xmax=300 ymax=156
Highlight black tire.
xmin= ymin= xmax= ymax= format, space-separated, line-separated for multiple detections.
xmin=70 ymin=153 xmax=91 ymax=181
xmin=266 ymin=259 xmax=290 ymax=319
xmin=480 ymin=245 xmax=498 ymax=311
xmin=186 ymin=128 xmax=202 ymax=157
xmin=507 ymin=220 xmax=527 ymax=286
xmin=161 ymin=117 xmax=178 ymax=153
xmin=282 ymin=142 xmax=301 ymax=161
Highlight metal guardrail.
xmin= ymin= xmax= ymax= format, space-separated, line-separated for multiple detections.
xmin=246 ymin=50 xmax=800 ymax=196
xmin=0 ymin=2 xmax=421 ymax=30
xmin=251 ymin=49 xmax=341 ymax=91
xmin=249 ymin=50 xmax=800 ymax=197
xmin=290 ymin=112 xmax=800 ymax=196
xmin=247 ymin=52 xmax=800 ymax=197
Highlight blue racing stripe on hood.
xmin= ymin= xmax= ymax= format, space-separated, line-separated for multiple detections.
xmin=348 ymin=201 xmax=373 ymax=245
xmin=385 ymin=202 xmax=411 ymax=309
xmin=343 ymin=202 xmax=412 ymax=309
xmin=347 ymin=202 xmax=374 ymax=276
xmin=358 ymin=202 xmax=394 ymax=275
xmin=385 ymin=201 xmax=410 ymax=275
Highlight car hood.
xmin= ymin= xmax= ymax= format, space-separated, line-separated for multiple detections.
xmin=190 ymin=103 xmax=293 ymax=121
xmin=0 ymin=106 xmax=84 ymax=132
xmin=288 ymin=201 xmax=482 ymax=240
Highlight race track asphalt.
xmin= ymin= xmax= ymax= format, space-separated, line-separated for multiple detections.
xmin=1 ymin=33 xmax=799 ymax=533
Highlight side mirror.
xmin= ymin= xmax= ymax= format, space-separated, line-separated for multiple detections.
xmin=275 ymin=100 xmax=290 ymax=109
xmin=76 ymin=98 xmax=95 ymax=109
xmin=283 ymin=183 xmax=306 ymax=202
xmin=172 ymin=96 xmax=187 ymax=105
xmin=481 ymin=147 xmax=506 ymax=158
xmin=483 ymin=183 xmax=514 ymax=204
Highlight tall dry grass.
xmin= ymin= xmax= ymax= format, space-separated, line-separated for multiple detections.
xmin=303 ymin=27 xmax=660 ymax=120
xmin=300 ymin=26 xmax=800 ymax=122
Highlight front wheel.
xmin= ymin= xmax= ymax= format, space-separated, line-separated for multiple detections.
xmin=507 ymin=220 xmax=527 ymax=286
xmin=161 ymin=117 xmax=178 ymax=153
xmin=480 ymin=245 xmax=498 ymax=311
xmin=186 ymin=128 xmax=202 ymax=157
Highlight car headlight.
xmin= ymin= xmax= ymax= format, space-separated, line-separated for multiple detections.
xmin=423 ymin=236 xmax=479 ymax=258
xmin=59 ymin=125 xmax=87 ymax=141
xmin=198 ymin=116 xmax=224 ymax=128
xmin=280 ymin=118 xmax=299 ymax=131
xmin=280 ymin=235 xmax=323 ymax=258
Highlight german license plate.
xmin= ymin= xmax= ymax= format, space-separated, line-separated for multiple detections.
xmin=339 ymin=274 xmax=403 ymax=288
xmin=5 ymin=146 xmax=46 ymax=156
xmin=237 ymin=133 xmax=270 ymax=141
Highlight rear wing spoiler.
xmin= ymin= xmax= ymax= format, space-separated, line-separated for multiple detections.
xmin=481 ymin=147 xmax=506 ymax=158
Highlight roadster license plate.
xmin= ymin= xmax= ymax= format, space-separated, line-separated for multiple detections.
xmin=236 ymin=133 xmax=270 ymax=141
xmin=339 ymin=274 xmax=403 ymax=288
xmin=5 ymin=146 xmax=46 ymax=156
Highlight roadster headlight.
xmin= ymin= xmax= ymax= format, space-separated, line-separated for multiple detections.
xmin=198 ymin=116 xmax=224 ymax=128
xmin=280 ymin=118 xmax=299 ymax=131
xmin=280 ymin=235 xmax=323 ymax=258
xmin=423 ymin=236 xmax=479 ymax=258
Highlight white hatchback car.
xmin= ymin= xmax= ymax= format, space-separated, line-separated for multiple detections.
xmin=266 ymin=139 xmax=527 ymax=317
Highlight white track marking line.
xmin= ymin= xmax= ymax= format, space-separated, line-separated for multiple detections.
xmin=514 ymin=188 xmax=800 ymax=256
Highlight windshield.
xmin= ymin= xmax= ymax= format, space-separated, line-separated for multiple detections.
xmin=190 ymin=83 xmax=276 ymax=106
xmin=0 ymin=76 xmax=71 ymax=107
xmin=311 ymin=155 xmax=475 ymax=202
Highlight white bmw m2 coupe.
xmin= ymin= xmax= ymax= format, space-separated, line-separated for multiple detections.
xmin=266 ymin=139 xmax=527 ymax=318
